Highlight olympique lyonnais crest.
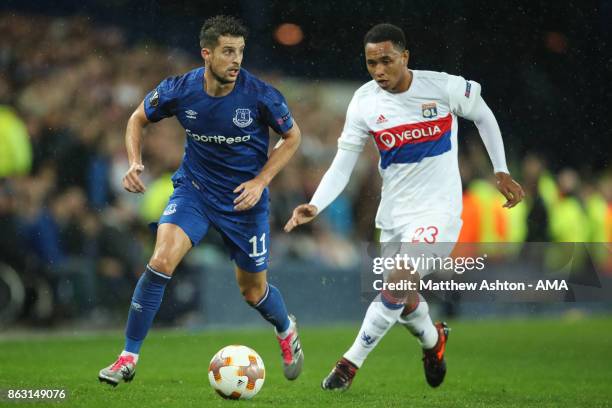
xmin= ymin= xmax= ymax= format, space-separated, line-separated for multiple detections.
xmin=233 ymin=108 xmax=253 ymax=128
xmin=422 ymin=103 xmax=438 ymax=119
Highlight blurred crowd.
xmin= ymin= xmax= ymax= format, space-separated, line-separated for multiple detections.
xmin=0 ymin=14 xmax=610 ymax=324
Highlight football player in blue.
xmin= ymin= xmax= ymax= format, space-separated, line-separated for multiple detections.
xmin=99 ymin=15 xmax=304 ymax=387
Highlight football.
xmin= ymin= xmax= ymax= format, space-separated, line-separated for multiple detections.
xmin=208 ymin=345 xmax=266 ymax=400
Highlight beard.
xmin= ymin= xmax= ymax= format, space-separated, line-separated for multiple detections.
xmin=209 ymin=65 xmax=236 ymax=84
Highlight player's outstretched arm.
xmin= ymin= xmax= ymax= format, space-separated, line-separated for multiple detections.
xmin=234 ymin=122 xmax=302 ymax=211
xmin=284 ymin=147 xmax=360 ymax=232
xmin=122 ymin=102 xmax=150 ymax=194
xmin=470 ymin=97 xmax=525 ymax=208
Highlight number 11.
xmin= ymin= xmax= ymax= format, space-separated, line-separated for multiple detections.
xmin=249 ymin=233 xmax=267 ymax=257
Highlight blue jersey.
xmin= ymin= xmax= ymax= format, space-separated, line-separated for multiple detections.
xmin=143 ymin=67 xmax=293 ymax=214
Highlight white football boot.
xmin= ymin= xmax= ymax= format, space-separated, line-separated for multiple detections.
xmin=275 ymin=315 xmax=304 ymax=380
xmin=98 ymin=354 xmax=136 ymax=386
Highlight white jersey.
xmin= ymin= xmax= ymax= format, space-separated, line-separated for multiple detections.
xmin=338 ymin=70 xmax=482 ymax=230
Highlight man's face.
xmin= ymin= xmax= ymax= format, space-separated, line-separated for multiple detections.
xmin=202 ymin=35 xmax=245 ymax=84
xmin=364 ymin=41 xmax=409 ymax=92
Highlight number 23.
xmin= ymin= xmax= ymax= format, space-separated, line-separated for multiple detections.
xmin=411 ymin=226 xmax=439 ymax=243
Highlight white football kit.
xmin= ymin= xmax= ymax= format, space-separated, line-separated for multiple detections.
xmin=311 ymin=70 xmax=512 ymax=376
xmin=310 ymin=70 xmax=509 ymax=269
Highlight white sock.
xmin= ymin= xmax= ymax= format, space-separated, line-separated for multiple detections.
xmin=120 ymin=350 xmax=139 ymax=363
xmin=397 ymin=293 xmax=439 ymax=349
xmin=343 ymin=296 xmax=404 ymax=368
xmin=276 ymin=319 xmax=294 ymax=339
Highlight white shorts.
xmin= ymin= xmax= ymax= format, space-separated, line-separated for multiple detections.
xmin=379 ymin=213 xmax=462 ymax=278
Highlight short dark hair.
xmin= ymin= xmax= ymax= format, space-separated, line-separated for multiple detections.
xmin=363 ymin=23 xmax=407 ymax=51
xmin=199 ymin=15 xmax=248 ymax=48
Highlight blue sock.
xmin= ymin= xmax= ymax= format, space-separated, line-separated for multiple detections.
xmin=252 ymin=284 xmax=290 ymax=333
xmin=124 ymin=265 xmax=171 ymax=354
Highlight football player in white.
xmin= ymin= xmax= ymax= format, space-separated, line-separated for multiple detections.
xmin=285 ymin=23 xmax=524 ymax=391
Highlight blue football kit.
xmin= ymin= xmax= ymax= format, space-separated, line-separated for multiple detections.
xmin=101 ymin=66 xmax=297 ymax=367
xmin=143 ymin=67 xmax=294 ymax=272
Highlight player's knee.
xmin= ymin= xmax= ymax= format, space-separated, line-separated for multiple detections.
xmin=241 ymin=282 xmax=267 ymax=305
xmin=401 ymin=294 xmax=428 ymax=319
xmin=148 ymin=255 xmax=176 ymax=276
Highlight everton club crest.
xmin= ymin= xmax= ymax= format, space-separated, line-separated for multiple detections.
xmin=233 ymin=108 xmax=253 ymax=128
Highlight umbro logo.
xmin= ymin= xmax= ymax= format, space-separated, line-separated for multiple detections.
xmin=255 ymin=257 xmax=266 ymax=266
xmin=376 ymin=114 xmax=388 ymax=124
xmin=185 ymin=110 xmax=198 ymax=120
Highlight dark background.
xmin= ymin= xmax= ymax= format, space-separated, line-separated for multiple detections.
xmin=3 ymin=0 xmax=611 ymax=170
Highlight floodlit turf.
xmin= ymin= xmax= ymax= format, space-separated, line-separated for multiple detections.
xmin=1 ymin=317 xmax=611 ymax=407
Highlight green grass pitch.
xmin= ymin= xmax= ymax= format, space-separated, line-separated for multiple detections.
xmin=1 ymin=317 xmax=611 ymax=407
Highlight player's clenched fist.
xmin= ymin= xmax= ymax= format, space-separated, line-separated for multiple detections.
xmin=284 ymin=204 xmax=318 ymax=232
xmin=495 ymin=172 xmax=525 ymax=208
xmin=123 ymin=163 xmax=146 ymax=193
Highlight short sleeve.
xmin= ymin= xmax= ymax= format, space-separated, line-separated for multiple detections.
xmin=338 ymin=93 xmax=369 ymax=152
xmin=259 ymin=86 xmax=294 ymax=134
xmin=447 ymin=75 xmax=482 ymax=120
xmin=143 ymin=77 xmax=178 ymax=122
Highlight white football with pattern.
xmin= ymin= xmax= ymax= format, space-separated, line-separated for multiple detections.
xmin=208 ymin=345 xmax=265 ymax=400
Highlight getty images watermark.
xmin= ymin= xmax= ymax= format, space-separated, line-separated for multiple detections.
xmin=371 ymin=253 xmax=568 ymax=292
xmin=359 ymin=242 xmax=611 ymax=302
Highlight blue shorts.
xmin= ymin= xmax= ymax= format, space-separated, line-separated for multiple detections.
xmin=157 ymin=177 xmax=270 ymax=272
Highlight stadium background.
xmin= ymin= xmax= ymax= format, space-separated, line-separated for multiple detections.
xmin=0 ymin=1 xmax=611 ymax=406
